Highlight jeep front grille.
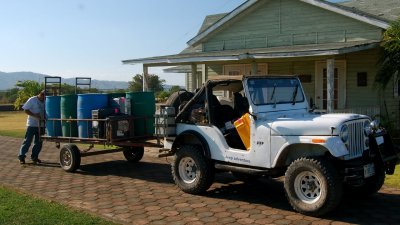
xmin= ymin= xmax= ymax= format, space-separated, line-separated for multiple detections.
xmin=346 ymin=121 xmax=365 ymax=159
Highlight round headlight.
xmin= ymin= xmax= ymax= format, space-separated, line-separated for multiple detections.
xmin=370 ymin=120 xmax=380 ymax=130
xmin=340 ymin=125 xmax=349 ymax=143
xmin=364 ymin=120 xmax=372 ymax=136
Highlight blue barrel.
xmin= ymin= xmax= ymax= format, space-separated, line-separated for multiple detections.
xmin=45 ymin=96 xmax=62 ymax=137
xmin=77 ymin=94 xmax=108 ymax=138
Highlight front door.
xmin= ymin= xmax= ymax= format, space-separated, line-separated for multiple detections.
xmin=315 ymin=61 xmax=346 ymax=110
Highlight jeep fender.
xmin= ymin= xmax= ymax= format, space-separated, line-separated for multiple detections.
xmin=273 ymin=136 xmax=348 ymax=167
xmin=172 ymin=130 xmax=211 ymax=158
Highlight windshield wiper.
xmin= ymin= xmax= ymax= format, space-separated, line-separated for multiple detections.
xmin=291 ymin=84 xmax=299 ymax=105
xmin=270 ymin=83 xmax=277 ymax=101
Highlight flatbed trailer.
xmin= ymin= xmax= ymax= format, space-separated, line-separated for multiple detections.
xmin=41 ymin=116 xmax=161 ymax=172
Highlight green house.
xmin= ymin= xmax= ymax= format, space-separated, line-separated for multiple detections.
xmin=123 ymin=0 xmax=399 ymax=125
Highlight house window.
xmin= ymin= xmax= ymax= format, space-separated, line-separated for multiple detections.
xmin=228 ymin=70 xmax=241 ymax=75
xmin=224 ymin=64 xmax=268 ymax=76
xmin=298 ymin=74 xmax=312 ymax=83
xmin=357 ymin=72 xmax=368 ymax=87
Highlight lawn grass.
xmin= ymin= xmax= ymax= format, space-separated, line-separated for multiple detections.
xmin=384 ymin=165 xmax=400 ymax=188
xmin=0 ymin=111 xmax=26 ymax=138
xmin=0 ymin=111 xmax=116 ymax=150
xmin=0 ymin=185 xmax=119 ymax=225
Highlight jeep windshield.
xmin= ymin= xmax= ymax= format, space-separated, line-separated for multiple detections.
xmin=247 ymin=77 xmax=304 ymax=105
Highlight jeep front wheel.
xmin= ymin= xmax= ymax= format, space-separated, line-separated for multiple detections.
xmin=172 ymin=145 xmax=214 ymax=194
xmin=284 ymin=158 xmax=343 ymax=216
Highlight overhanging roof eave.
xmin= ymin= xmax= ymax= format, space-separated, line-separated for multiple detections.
xmin=122 ymin=55 xmax=240 ymax=66
xmin=123 ymin=41 xmax=381 ymax=67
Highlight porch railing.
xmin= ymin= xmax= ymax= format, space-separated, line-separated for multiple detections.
xmin=333 ymin=106 xmax=381 ymax=118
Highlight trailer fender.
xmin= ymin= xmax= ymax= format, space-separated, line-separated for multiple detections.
xmin=172 ymin=130 xmax=211 ymax=158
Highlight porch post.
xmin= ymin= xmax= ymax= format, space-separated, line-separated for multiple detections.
xmin=251 ymin=62 xmax=258 ymax=75
xmin=143 ymin=65 xmax=148 ymax=92
xmin=191 ymin=63 xmax=197 ymax=92
xmin=327 ymin=59 xmax=335 ymax=113
xmin=201 ymin=64 xmax=207 ymax=85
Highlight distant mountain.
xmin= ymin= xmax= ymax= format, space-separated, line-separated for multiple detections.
xmin=0 ymin=71 xmax=129 ymax=90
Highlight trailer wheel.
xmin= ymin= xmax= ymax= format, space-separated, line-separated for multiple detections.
xmin=172 ymin=145 xmax=214 ymax=194
xmin=284 ymin=157 xmax=343 ymax=216
xmin=123 ymin=146 xmax=144 ymax=163
xmin=60 ymin=144 xmax=81 ymax=172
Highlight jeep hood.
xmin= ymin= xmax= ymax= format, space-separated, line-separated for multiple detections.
xmin=269 ymin=113 xmax=369 ymax=136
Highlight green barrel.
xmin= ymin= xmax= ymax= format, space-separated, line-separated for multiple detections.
xmin=60 ymin=94 xmax=78 ymax=137
xmin=126 ymin=92 xmax=155 ymax=136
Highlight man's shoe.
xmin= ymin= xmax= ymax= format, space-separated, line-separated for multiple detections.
xmin=19 ymin=158 xmax=25 ymax=164
xmin=31 ymin=158 xmax=42 ymax=164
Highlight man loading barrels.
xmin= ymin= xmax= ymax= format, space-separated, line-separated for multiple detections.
xmin=18 ymin=90 xmax=45 ymax=164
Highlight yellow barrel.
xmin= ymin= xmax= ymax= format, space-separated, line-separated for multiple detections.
xmin=234 ymin=113 xmax=251 ymax=150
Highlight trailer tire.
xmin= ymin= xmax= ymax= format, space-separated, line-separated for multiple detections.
xmin=172 ymin=145 xmax=214 ymax=194
xmin=60 ymin=144 xmax=81 ymax=172
xmin=284 ymin=157 xmax=343 ymax=216
xmin=123 ymin=146 xmax=144 ymax=163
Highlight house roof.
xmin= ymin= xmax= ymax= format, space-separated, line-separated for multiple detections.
xmin=339 ymin=0 xmax=400 ymax=22
xmin=198 ymin=13 xmax=228 ymax=34
xmin=123 ymin=0 xmax=392 ymax=67
xmin=122 ymin=41 xmax=380 ymax=66
xmin=187 ymin=0 xmax=391 ymax=46
xmin=177 ymin=13 xmax=228 ymax=55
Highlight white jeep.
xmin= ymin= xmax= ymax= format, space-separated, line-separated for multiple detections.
xmin=156 ymin=75 xmax=400 ymax=216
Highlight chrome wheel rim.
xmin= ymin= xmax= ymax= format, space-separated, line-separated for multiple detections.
xmin=61 ymin=150 xmax=72 ymax=167
xmin=178 ymin=157 xmax=197 ymax=184
xmin=294 ymin=171 xmax=322 ymax=204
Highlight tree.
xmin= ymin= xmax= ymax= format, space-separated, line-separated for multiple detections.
xmin=169 ymin=85 xmax=182 ymax=93
xmin=14 ymin=80 xmax=43 ymax=109
xmin=128 ymin=74 xmax=165 ymax=92
xmin=375 ymin=18 xmax=400 ymax=89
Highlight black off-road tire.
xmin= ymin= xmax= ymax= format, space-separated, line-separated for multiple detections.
xmin=284 ymin=158 xmax=343 ymax=216
xmin=362 ymin=167 xmax=385 ymax=195
xmin=123 ymin=146 xmax=144 ymax=163
xmin=172 ymin=145 xmax=214 ymax=194
xmin=165 ymin=90 xmax=194 ymax=112
xmin=59 ymin=144 xmax=81 ymax=172
xmin=345 ymin=167 xmax=385 ymax=197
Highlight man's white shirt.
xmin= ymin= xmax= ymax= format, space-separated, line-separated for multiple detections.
xmin=22 ymin=96 xmax=45 ymax=127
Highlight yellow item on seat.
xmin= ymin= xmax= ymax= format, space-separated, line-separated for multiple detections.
xmin=234 ymin=113 xmax=251 ymax=150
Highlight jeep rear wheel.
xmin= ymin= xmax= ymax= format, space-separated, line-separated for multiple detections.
xmin=172 ymin=145 xmax=214 ymax=194
xmin=284 ymin=158 xmax=343 ymax=216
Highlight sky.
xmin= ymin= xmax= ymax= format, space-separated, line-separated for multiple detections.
xmin=0 ymin=0 xmax=344 ymax=86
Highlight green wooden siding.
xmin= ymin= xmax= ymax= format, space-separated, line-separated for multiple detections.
xmin=203 ymin=0 xmax=382 ymax=52
xmin=345 ymin=49 xmax=380 ymax=108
